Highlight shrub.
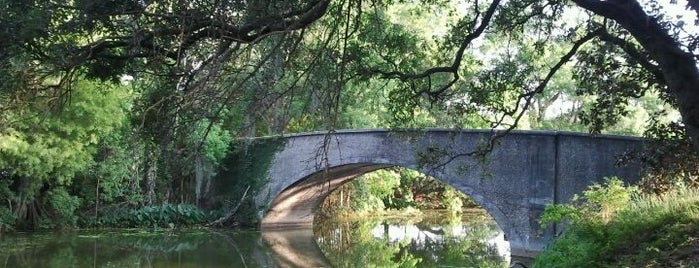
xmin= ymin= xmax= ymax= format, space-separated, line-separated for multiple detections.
xmin=0 ymin=206 xmax=15 ymax=232
xmin=44 ymin=187 xmax=81 ymax=228
xmin=535 ymin=178 xmax=699 ymax=268
xmin=535 ymin=177 xmax=637 ymax=267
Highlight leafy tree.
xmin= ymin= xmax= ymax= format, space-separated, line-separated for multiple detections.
xmin=0 ymin=79 xmax=129 ymax=228
xmin=5 ymin=0 xmax=699 ymax=140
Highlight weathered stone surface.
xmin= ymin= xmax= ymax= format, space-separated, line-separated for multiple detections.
xmin=226 ymin=129 xmax=643 ymax=256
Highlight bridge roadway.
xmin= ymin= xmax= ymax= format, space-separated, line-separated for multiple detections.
xmin=215 ymin=129 xmax=644 ymax=257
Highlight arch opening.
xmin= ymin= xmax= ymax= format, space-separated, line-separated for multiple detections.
xmin=261 ymin=164 xmax=512 ymax=258
xmin=260 ymin=163 xmax=391 ymax=229
xmin=316 ymin=166 xmax=486 ymax=219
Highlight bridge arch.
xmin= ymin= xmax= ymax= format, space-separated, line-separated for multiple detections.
xmin=247 ymin=129 xmax=643 ymax=255
xmin=260 ymin=163 xmax=513 ymax=248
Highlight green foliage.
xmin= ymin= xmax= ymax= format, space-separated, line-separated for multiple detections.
xmin=0 ymin=78 xmax=130 ymax=229
xmin=81 ymin=204 xmax=219 ymax=228
xmin=541 ymin=177 xmax=636 ymax=227
xmin=74 ymin=128 xmax=145 ymax=210
xmin=209 ymin=137 xmax=286 ymax=225
xmin=442 ymin=187 xmax=464 ymax=215
xmin=320 ymin=167 xmax=476 ymax=217
xmin=0 ymin=80 xmax=129 ymax=183
xmin=350 ymin=180 xmax=388 ymax=212
xmin=359 ymin=169 xmax=402 ymax=209
xmin=536 ymin=177 xmax=637 ymax=267
xmin=633 ymin=119 xmax=699 ymax=194
xmin=192 ymin=120 xmax=232 ymax=165
xmin=534 ymin=178 xmax=699 ymax=267
xmin=0 ymin=206 xmax=15 ymax=231
xmin=43 ymin=187 xmax=80 ymax=228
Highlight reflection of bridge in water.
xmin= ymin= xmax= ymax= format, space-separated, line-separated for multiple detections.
xmin=262 ymin=228 xmax=332 ymax=267
xmin=214 ymin=129 xmax=644 ymax=258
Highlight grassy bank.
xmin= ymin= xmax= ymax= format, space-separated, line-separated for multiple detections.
xmin=534 ymin=179 xmax=699 ymax=267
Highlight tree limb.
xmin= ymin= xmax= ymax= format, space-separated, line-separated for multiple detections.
xmin=424 ymin=28 xmax=603 ymax=173
xmin=207 ymin=185 xmax=251 ymax=227
xmin=366 ymin=0 xmax=502 ymax=99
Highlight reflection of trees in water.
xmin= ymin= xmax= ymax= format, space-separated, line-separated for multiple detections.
xmin=314 ymin=213 xmax=508 ymax=267
xmin=315 ymin=219 xmax=421 ymax=267
xmin=408 ymin=226 xmax=506 ymax=267
xmin=0 ymin=230 xmax=267 ymax=268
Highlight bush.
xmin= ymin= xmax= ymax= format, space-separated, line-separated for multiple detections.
xmin=535 ymin=177 xmax=637 ymax=267
xmin=535 ymin=178 xmax=699 ymax=268
xmin=44 ymin=187 xmax=81 ymax=228
xmin=0 ymin=206 xmax=15 ymax=232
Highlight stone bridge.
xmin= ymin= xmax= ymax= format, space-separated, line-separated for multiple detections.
xmin=216 ymin=129 xmax=644 ymax=257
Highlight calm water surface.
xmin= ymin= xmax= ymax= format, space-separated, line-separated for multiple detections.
xmin=0 ymin=211 xmax=510 ymax=267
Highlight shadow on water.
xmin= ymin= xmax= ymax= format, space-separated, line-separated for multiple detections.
xmin=0 ymin=211 xmax=525 ymax=267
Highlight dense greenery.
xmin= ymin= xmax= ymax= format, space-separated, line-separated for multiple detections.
xmin=1 ymin=0 xmax=697 ymax=245
xmin=535 ymin=178 xmax=699 ymax=267
xmin=80 ymin=204 xmax=220 ymax=228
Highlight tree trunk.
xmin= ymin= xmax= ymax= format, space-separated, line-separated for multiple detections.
xmin=574 ymin=0 xmax=699 ymax=154
xmin=666 ymin=71 xmax=699 ymax=155
xmin=195 ymin=153 xmax=203 ymax=205
xmin=144 ymin=149 xmax=157 ymax=206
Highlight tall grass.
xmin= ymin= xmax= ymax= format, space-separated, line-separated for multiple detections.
xmin=534 ymin=179 xmax=699 ymax=268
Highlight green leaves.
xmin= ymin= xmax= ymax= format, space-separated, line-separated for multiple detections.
xmin=43 ymin=187 xmax=80 ymax=228
xmin=536 ymin=181 xmax=699 ymax=267
xmin=0 ymin=79 xmax=129 ymax=183
xmin=0 ymin=77 xmax=130 ymax=228
xmin=82 ymin=204 xmax=217 ymax=228
xmin=541 ymin=177 xmax=637 ymax=227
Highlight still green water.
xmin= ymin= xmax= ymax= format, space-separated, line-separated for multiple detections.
xmin=0 ymin=211 xmax=509 ymax=267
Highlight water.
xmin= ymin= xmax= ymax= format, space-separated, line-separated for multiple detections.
xmin=0 ymin=211 xmax=510 ymax=267
xmin=314 ymin=210 xmax=510 ymax=267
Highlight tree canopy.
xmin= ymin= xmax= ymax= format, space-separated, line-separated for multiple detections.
xmin=3 ymin=0 xmax=697 ymax=139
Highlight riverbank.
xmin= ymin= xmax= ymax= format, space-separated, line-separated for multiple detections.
xmin=534 ymin=181 xmax=699 ymax=268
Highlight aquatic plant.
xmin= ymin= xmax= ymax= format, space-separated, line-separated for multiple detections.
xmin=81 ymin=204 xmax=220 ymax=228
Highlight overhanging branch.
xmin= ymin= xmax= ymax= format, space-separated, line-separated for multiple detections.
xmin=426 ymin=28 xmax=604 ymax=173
xmin=596 ymin=29 xmax=666 ymax=84
xmin=365 ymin=0 xmax=502 ymax=99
